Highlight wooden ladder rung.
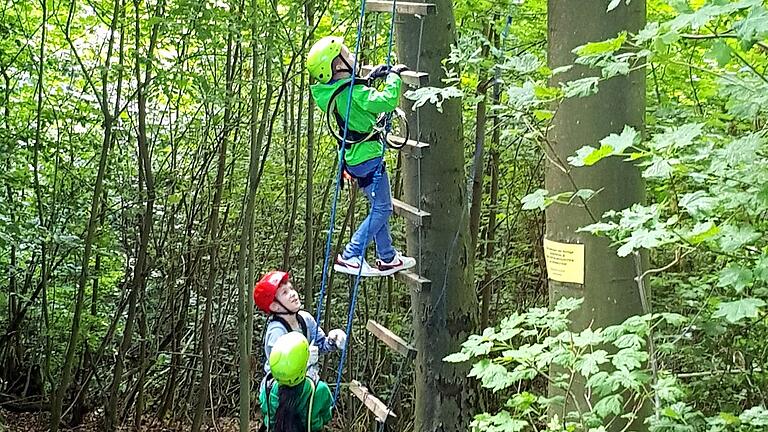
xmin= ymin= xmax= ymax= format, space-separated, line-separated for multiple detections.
xmin=391 ymin=198 xmax=430 ymax=227
xmin=366 ymin=0 xmax=436 ymax=15
xmin=394 ymin=269 xmax=431 ymax=292
xmin=359 ymin=65 xmax=429 ymax=88
xmin=387 ymin=135 xmax=429 ymax=158
xmin=366 ymin=320 xmax=416 ymax=359
xmin=349 ymin=380 xmax=396 ymax=423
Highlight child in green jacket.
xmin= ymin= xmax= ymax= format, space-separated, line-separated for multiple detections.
xmin=307 ymin=36 xmax=416 ymax=277
xmin=260 ymin=332 xmax=333 ymax=432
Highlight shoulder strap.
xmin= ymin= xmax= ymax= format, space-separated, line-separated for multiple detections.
xmin=327 ymin=78 xmax=377 ymax=147
xmin=296 ymin=313 xmax=309 ymax=340
xmin=328 ymin=77 xmax=370 ymax=115
xmin=269 ymin=315 xmax=292 ymax=333
xmin=305 ymin=379 xmax=317 ymax=432
xmin=264 ymin=374 xmax=275 ymax=432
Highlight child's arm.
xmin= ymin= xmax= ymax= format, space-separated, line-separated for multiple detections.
xmin=354 ymin=73 xmax=402 ymax=114
xmin=300 ymin=311 xmax=338 ymax=354
xmin=313 ymin=322 xmax=338 ymax=354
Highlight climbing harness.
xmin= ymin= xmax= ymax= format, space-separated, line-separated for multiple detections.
xmin=324 ymin=77 xmax=410 ymax=150
xmin=311 ymin=0 xmax=404 ymax=407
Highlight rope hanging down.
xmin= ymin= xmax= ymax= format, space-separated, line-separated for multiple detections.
xmin=330 ymin=0 xmax=399 ymax=405
xmin=312 ymin=0 xmax=400 ymax=406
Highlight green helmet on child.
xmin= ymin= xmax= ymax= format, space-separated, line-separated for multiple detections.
xmin=269 ymin=332 xmax=309 ymax=386
xmin=307 ymin=36 xmax=344 ymax=84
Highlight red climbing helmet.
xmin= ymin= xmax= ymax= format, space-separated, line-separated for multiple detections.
xmin=253 ymin=270 xmax=290 ymax=314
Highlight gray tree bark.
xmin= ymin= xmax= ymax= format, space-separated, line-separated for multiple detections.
xmin=547 ymin=0 xmax=647 ymax=429
xmin=396 ymin=2 xmax=479 ymax=430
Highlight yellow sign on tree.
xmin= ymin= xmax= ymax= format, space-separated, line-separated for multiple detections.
xmin=543 ymin=239 xmax=585 ymax=285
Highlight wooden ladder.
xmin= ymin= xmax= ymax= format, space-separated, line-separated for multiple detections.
xmin=349 ymin=4 xmax=435 ymax=421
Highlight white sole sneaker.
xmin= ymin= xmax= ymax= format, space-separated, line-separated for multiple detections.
xmin=334 ymin=256 xmax=382 ymax=277
xmin=376 ymin=254 xmax=416 ymax=276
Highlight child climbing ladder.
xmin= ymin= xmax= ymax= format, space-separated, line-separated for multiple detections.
xmin=307 ymin=35 xmax=416 ymax=277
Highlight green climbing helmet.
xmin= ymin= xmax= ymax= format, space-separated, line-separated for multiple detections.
xmin=269 ymin=332 xmax=309 ymax=386
xmin=307 ymin=36 xmax=344 ymax=84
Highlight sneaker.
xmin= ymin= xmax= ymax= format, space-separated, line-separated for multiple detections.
xmin=334 ymin=254 xmax=382 ymax=277
xmin=375 ymin=251 xmax=416 ymax=276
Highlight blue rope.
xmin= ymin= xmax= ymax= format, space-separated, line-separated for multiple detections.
xmin=313 ymin=1 xmax=370 ymax=329
xmin=315 ymin=0 xmax=401 ymax=405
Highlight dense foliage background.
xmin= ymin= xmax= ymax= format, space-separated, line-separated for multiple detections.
xmin=0 ymin=0 xmax=766 ymax=430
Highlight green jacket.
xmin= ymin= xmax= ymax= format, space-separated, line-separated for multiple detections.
xmin=260 ymin=378 xmax=333 ymax=431
xmin=310 ymin=73 xmax=402 ymax=166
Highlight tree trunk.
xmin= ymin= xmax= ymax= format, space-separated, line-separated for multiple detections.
xmin=236 ymin=7 xmax=264 ymax=426
xmin=396 ymin=3 xmax=479 ymax=430
xmin=468 ymin=23 xmax=492 ymax=254
xmin=50 ymin=0 xmax=117 ymax=425
xmin=304 ymin=1 xmax=316 ymax=308
xmin=546 ymin=0 xmax=646 ymax=429
xmin=480 ymin=147 xmax=499 ymax=330
xmin=192 ymin=33 xmax=235 ymax=432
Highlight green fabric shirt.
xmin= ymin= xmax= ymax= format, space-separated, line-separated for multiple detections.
xmin=260 ymin=378 xmax=333 ymax=431
xmin=310 ymin=73 xmax=402 ymax=166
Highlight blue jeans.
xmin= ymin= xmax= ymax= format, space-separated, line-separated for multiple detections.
xmin=342 ymin=157 xmax=396 ymax=262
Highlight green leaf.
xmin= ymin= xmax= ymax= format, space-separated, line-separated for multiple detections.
xmin=653 ymin=375 xmax=686 ymax=402
xmin=602 ymin=60 xmax=631 ymax=78
xmin=573 ymin=328 xmax=604 ymax=347
xmin=563 ymin=77 xmax=600 ymax=98
xmin=718 ymin=224 xmax=761 ymax=252
xmin=405 ymin=86 xmax=464 ymax=113
xmin=573 ymin=188 xmax=599 ymax=202
xmin=521 ymin=189 xmax=548 ymax=211
xmin=679 ymin=191 xmax=717 ymax=219
xmin=586 ymin=371 xmax=614 ymax=396
xmin=551 ymin=65 xmax=573 ymax=76
xmin=554 ymin=296 xmax=584 ymax=313
xmin=642 ymin=156 xmax=676 ymax=179
xmin=636 ymin=22 xmax=661 ymax=44
xmin=715 ymin=133 xmax=762 ymax=168
xmin=612 ymin=348 xmax=648 ymax=371
xmin=754 ymin=254 xmax=768 ymax=282
xmin=713 ymin=298 xmax=766 ymax=324
xmin=508 ymin=392 xmax=537 ymax=412
xmin=533 ymin=109 xmax=554 ymax=120
xmin=577 ymin=350 xmax=610 ymax=377
xmin=608 ymin=368 xmax=647 ymax=392
xmin=470 ymin=411 xmax=528 ymax=432
xmin=469 ymin=360 xmax=515 ymax=391
xmin=719 ymin=412 xmax=741 ymax=425
xmin=569 ymin=146 xmax=600 ymax=167
xmin=735 ymin=6 xmax=768 ymax=49
xmin=717 ymin=265 xmax=753 ymax=293
xmin=574 ymin=33 xmax=627 ymax=57
xmin=601 ymin=126 xmax=639 ymax=154
xmin=578 ymin=221 xmax=619 ymax=234
xmin=614 ymin=333 xmax=644 ymax=350
xmin=507 ymin=53 xmax=541 ymax=74
xmin=684 ymin=221 xmax=720 ymax=244
xmin=651 ymin=123 xmax=704 ymax=150
xmin=464 ymin=338 xmax=494 ymax=357
xmin=168 ymin=193 xmax=182 ymax=205
xmin=444 ymin=351 xmax=472 ymax=363
xmin=659 ymin=312 xmax=687 ymax=326
xmin=607 ymin=0 xmax=621 ymax=12
xmin=617 ymin=227 xmax=674 ymax=257
xmin=593 ymin=394 xmax=623 ymax=418
xmin=740 ymin=406 xmax=768 ymax=427
xmin=618 ymin=204 xmax=661 ymax=229
xmin=707 ymin=40 xmax=732 ymax=67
